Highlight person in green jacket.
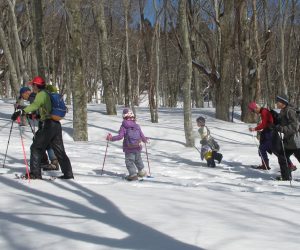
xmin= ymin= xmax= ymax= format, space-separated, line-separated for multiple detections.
xmin=11 ymin=76 xmax=73 ymax=179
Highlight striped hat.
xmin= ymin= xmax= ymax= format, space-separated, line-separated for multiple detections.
xmin=276 ymin=94 xmax=289 ymax=106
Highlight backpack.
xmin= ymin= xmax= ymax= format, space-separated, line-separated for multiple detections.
xmin=125 ymin=126 xmax=142 ymax=148
xmin=47 ymin=92 xmax=67 ymax=121
xmin=200 ymin=126 xmax=220 ymax=151
xmin=269 ymin=109 xmax=280 ymax=125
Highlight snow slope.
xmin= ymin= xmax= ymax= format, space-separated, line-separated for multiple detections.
xmin=1 ymin=99 xmax=300 ymax=250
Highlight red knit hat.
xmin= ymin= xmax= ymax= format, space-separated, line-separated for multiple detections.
xmin=248 ymin=101 xmax=257 ymax=111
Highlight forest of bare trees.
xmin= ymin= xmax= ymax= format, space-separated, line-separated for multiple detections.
xmin=0 ymin=0 xmax=299 ymax=144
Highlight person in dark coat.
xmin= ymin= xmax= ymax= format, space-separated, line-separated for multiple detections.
xmin=274 ymin=94 xmax=300 ymax=180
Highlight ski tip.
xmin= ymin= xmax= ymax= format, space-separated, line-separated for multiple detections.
xmin=146 ymin=175 xmax=154 ymax=178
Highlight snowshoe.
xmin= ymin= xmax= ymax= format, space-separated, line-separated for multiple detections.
xmin=289 ymin=164 xmax=297 ymax=172
xmin=125 ymin=175 xmax=138 ymax=181
xmin=57 ymin=174 xmax=74 ymax=179
xmin=16 ymin=173 xmax=42 ymax=180
xmin=275 ymin=176 xmax=291 ymax=181
xmin=254 ymin=165 xmax=270 ymax=170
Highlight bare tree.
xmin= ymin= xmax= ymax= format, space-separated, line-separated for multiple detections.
xmin=0 ymin=18 xmax=19 ymax=95
xmin=65 ymin=0 xmax=88 ymax=141
xmin=32 ymin=0 xmax=46 ymax=78
xmin=6 ymin=0 xmax=29 ymax=83
xmin=95 ymin=0 xmax=116 ymax=115
xmin=124 ymin=0 xmax=132 ymax=108
xmin=215 ymin=1 xmax=235 ymax=121
xmin=178 ymin=0 xmax=194 ymax=147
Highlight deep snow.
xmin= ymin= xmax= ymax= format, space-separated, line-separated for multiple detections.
xmin=1 ymin=99 xmax=300 ymax=250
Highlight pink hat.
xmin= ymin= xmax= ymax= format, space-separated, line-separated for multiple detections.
xmin=122 ymin=108 xmax=135 ymax=119
xmin=248 ymin=101 xmax=257 ymax=111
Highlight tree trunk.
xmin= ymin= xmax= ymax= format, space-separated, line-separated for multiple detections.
xmin=66 ymin=0 xmax=88 ymax=141
xmin=25 ymin=0 xmax=38 ymax=76
xmin=6 ymin=0 xmax=29 ymax=83
xmin=139 ymin=0 xmax=158 ymax=122
xmin=124 ymin=0 xmax=132 ymax=108
xmin=33 ymin=0 xmax=46 ymax=78
xmin=216 ymin=1 xmax=235 ymax=121
xmin=95 ymin=0 xmax=116 ymax=115
xmin=262 ymin=0 xmax=272 ymax=106
xmin=279 ymin=0 xmax=287 ymax=94
xmin=0 ymin=20 xmax=19 ymax=96
xmin=252 ymin=0 xmax=262 ymax=101
xmin=178 ymin=0 xmax=194 ymax=147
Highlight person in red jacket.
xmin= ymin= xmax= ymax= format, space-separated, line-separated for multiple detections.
xmin=248 ymin=102 xmax=296 ymax=171
xmin=248 ymin=102 xmax=275 ymax=170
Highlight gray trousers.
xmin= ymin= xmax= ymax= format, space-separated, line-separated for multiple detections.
xmin=125 ymin=152 xmax=145 ymax=176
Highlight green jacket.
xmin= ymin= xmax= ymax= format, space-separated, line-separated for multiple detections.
xmin=24 ymin=90 xmax=51 ymax=121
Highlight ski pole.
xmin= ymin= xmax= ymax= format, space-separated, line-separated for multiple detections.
xmin=19 ymin=125 xmax=30 ymax=181
xmin=101 ymin=140 xmax=109 ymax=175
xmin=26 ymin=116 xmax=35 ymax=137
xmin=145 ymin=143 xmax=151 ymax=176
xmin=278 ymin=132 xmax=292 ymax=186
xmin=2 ymin=120 xmax=14 ymax=168
xmin=194 ymin=145 xmax=201 ymax=154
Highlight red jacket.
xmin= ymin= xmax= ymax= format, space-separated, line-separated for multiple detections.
xmin=255 ymin=108 xmax=273 ymax=131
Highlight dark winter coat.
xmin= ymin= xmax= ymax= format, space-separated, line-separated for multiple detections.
xmin=111 ymin=120 xmax=147 ymax=153
xmin=278 ymin=106 xmax=300 ymax=150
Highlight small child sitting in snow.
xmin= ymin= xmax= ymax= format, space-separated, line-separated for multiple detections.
xmin=106 ymin=108 xmax=148 ymax=181
xmin=196 ymin=116 xmax=223 ymax=167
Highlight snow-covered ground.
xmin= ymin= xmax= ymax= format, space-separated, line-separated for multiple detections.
xmin=1 ymin=99 xmax=300 ymax=250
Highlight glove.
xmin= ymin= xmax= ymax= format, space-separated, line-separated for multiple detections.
xmin=27 ymin=113 xmax=37 ymax=120
xmin=14 ymin=103 xmax=22 ymax=109
xmin=249 ymin=127 xmax=255 ymax=132
xmin=106 ymin=133 xmax=112 ymax=141
xmin=275 ymin=125 xmax=282 ymax=132
xmin=11 ymin=109 xmax=24 ymax=121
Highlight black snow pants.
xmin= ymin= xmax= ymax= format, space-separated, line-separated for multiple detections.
xmin=30 ymin=119 xmax=73 ymax=178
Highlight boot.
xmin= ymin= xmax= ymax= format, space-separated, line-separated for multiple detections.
xmin=50 ymin=159 xmax=60 ymax=170
xmin=125 ymin=175 xmax=138 ymax=181
xmin=58 ymin=174 xmax=74 ymax=179
xmin=289 ymin=163 xmax=297 ymax=172
xmin=21 ymin=172 xmax=42 ymax=180
xmin=43 ymin=159 xmax=59 ymax=171
xmin=255 ymin=160 xmax=270 ymax=170
xmin=137 ymin=169 xmax=147 ymax=177
xmin=213 ymin=152 xmax=223 ymax=164
xmin=207 ymin=158 xmax=216 ymax=168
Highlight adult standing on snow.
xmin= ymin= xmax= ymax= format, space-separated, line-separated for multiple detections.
xmin=11 ymin=76 xmax=74 ymax=179
xmin=248 ymin=102 xmax=274 ymax=170
xmin=274 ymin=94 xmax=300 ymax=181
xmin=18 ymin=86 xmax=60 ymax=171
